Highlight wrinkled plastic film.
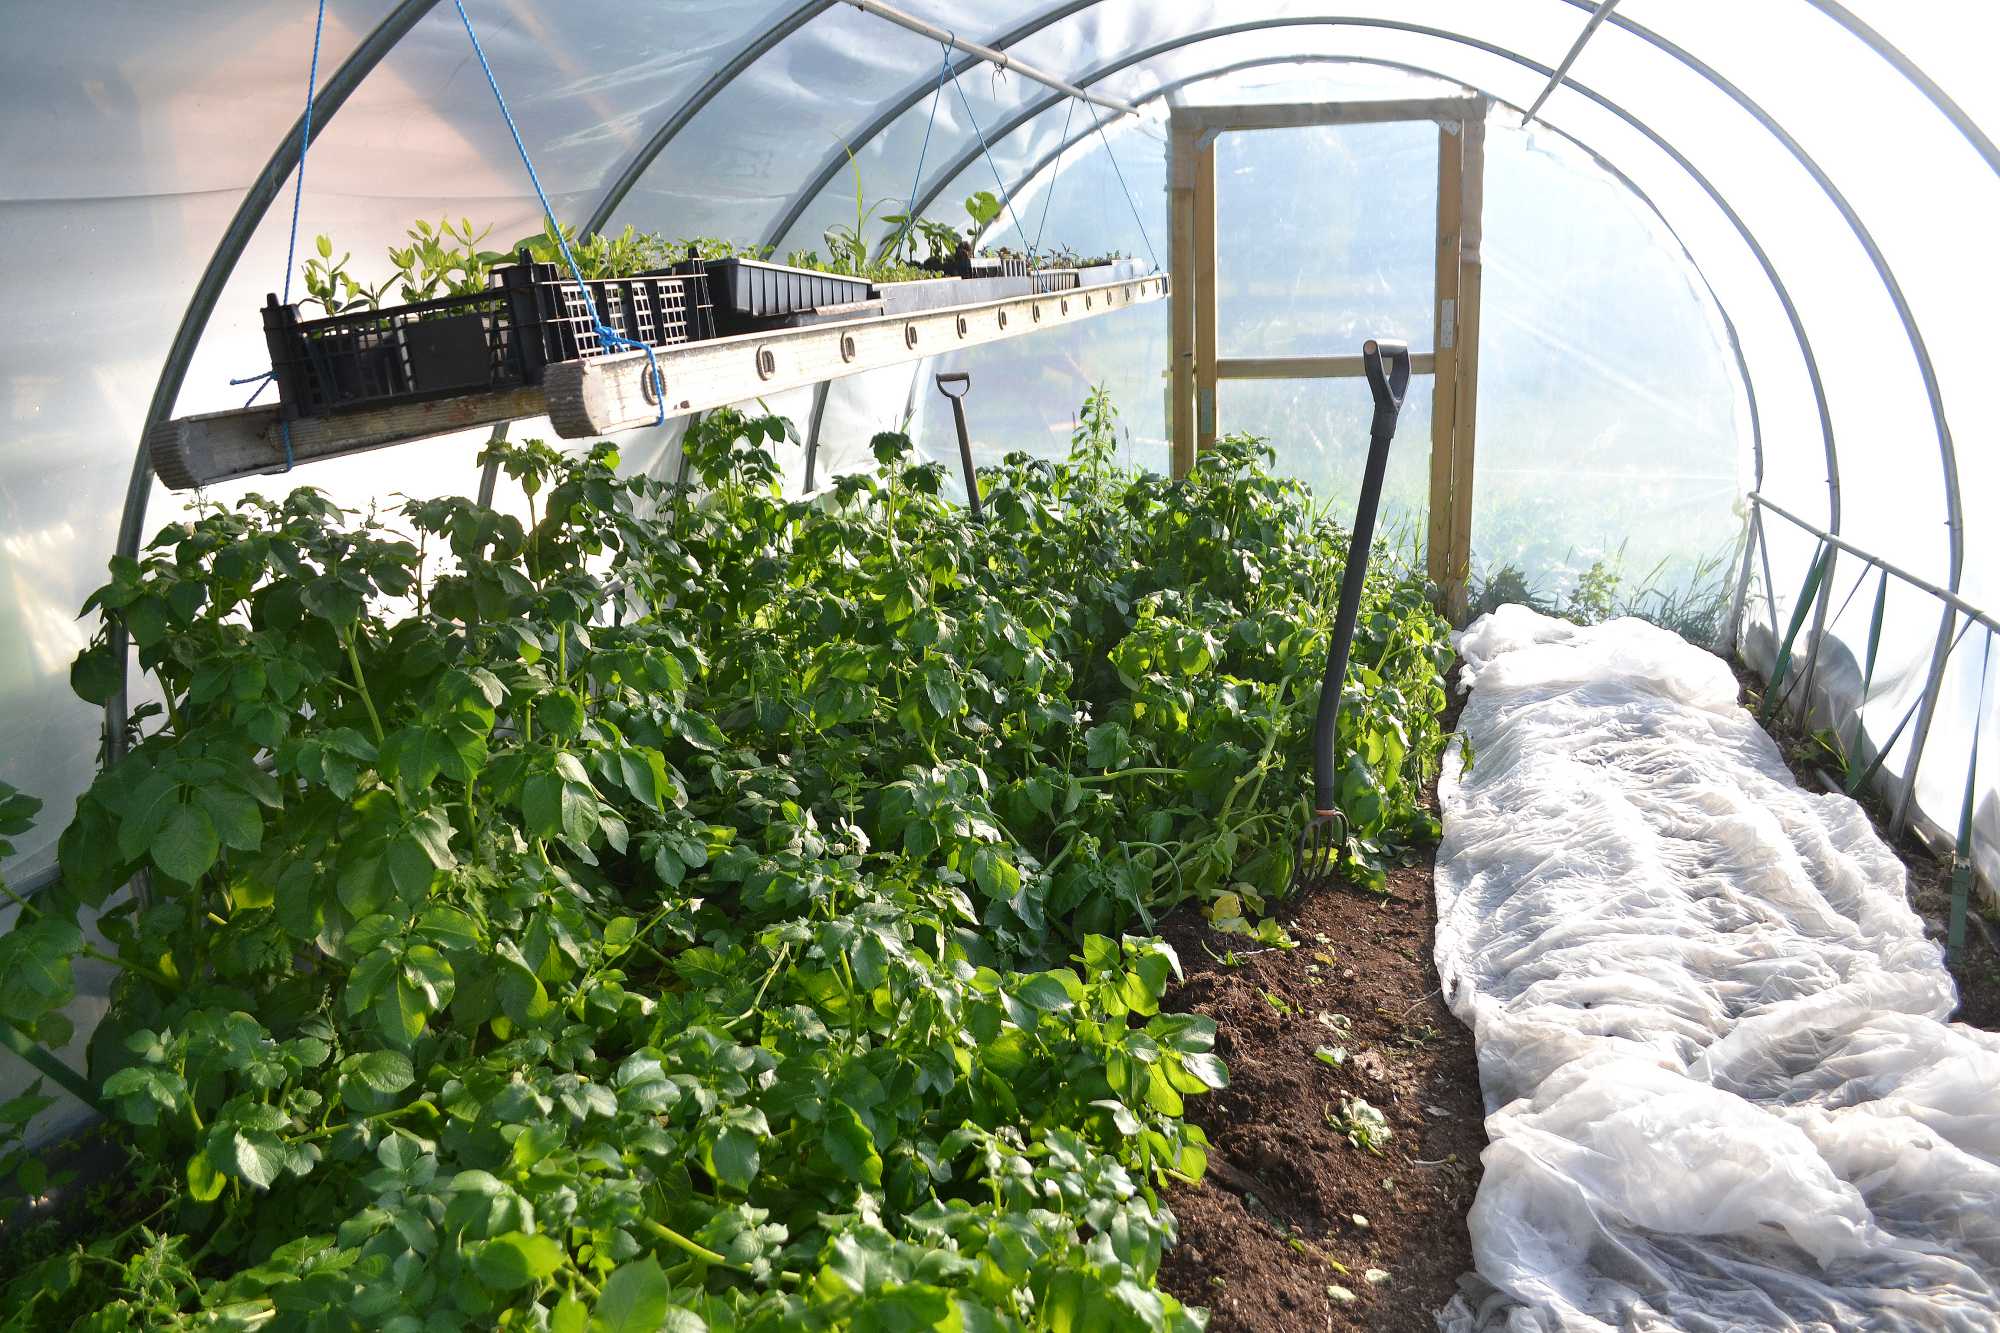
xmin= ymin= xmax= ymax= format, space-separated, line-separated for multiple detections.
xmin=1438 ymin=607 xmax=1999 ymax=1330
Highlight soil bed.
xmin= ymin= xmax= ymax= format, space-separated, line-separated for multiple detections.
xmin=1151 ymin=647 xmax=2000 ymax=1331
xmin=1156 ymin=724 xmax=1484 ymax=1331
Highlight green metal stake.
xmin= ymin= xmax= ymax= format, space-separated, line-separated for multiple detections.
xmin=1947 ymin=630 xmax=1992 ymax=962
xmin=1844 ymin=567 xmax=1889 ymax=794
xmin=1763 ymin=541 xmax=1830 ymax=723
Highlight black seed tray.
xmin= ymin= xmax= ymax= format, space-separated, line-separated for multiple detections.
xmin=522 ymin=259 xmax=716 ymax=366
xmin=922 ymin=251 xmax=1032 ymax=279
xmin=674 ymin=257 xmax=872 ymax=334
xmin=263 ymin=251 xmax=716 ymax=420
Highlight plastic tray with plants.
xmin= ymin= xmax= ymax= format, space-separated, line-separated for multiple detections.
xmin=263 ymin=219 xmax=717 ymax=420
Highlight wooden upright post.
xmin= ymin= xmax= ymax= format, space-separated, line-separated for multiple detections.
xmin=1428 ymin=120 xmax=1465 ymax=605
xmin=1169 ymin=122 xmax=1199 ymax=478
xmin=1194 ymin=135 xmax=1219 ymax=456
xmin=1426 ymin=110 xmax=1487 ymax=623
xmin=1165 ymin=98 xmax=1486 ymax=501
xmin=1446 ymin=114 xmax=1487 ymax=625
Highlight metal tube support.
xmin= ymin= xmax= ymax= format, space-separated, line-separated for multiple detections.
xmin=475 ymin=420 xmax=509 ymax=508
xmin=1523 ymin=0 xmax=1621 ymax=123
xmin=1795 ymin=546 xmax=1840 ymax=728
xmin=104 ymin=0 xmax=442 ymax=920
xmin=842 ymin=0 xmax=1141 ymax=118
xmin=760 ymin=0 xmax=1105 ymax=255
xmin=1567 ymin=3 xmax=1964 ymax=824
xmin=802 ymin=381 xmax=831 ymax=493
xmin=584 ymin=0 xmax=831 ymax=237
xmin=934 ymin=373 xmax=982 ymax=521
xmin=1748 ymin=494 xmax=1998 ymax=636
xmin=899 ymin=22 xmax=1838 ymax=601
xmin=1748 ymin=492 xmax=1997 ymax=838
xmin=1899 ymin=608 xmax=1960 ymax=833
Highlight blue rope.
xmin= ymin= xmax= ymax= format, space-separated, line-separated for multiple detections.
xmin=945 ymin=49 xmax=1032 ymax=256
xmin=282 ymin=2 xmax=325 ymax=311
xmin=885 ymin=43 xmax=954 ymax=265
xmin=267 ymin=0 xmax=329 ymax=468
xmin=1083 ymin=99 xmax=1161 ymax=272
xmin=232 ymin=370 xmax=277 ymax=409
xmin=451 ymin=0 xmax=667 ymax=426
xmin=1034 ymin=97 xmax=1079 ymax=256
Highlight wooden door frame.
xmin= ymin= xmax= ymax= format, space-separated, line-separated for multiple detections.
xmin=1168 ymin=95 xmax=1488 ymax=620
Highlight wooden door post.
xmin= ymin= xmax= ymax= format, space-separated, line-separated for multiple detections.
xmin=1194 ymin=134 xmax=1219 ymax=456
xmin=1169 ymin=121 xmax=1198 ymax=477
xmin=1428 ymin=120 xmax=1465 ymax=604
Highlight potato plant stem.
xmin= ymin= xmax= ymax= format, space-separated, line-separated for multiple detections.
xmin=641 ymin=1218 xmax=738 ymax=1270
xmin=0 ymin=878 xmax=178 ymax=989
xmin=344 ymin=632 xmax=386 ymax=747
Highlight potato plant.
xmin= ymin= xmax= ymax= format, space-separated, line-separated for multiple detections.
xmin=0 ymin=393 xmax=1447 ymax=1330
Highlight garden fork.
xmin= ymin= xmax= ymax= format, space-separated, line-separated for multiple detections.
xmin=1294 ymin=338 xmax=1411 ymax=891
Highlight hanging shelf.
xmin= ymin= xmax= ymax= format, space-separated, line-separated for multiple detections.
xmin=148 ymin=271 xmax=1169 ymax=491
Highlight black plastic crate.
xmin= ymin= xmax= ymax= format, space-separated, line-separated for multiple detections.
xmin=918 ymin=243 xmax=1033 ymax=280
xmin=263 ymin=285 xmax=528 ymax=419
xmin=524 ymin=259 xmax=717 ymax=365
xmin=263 ymin=252 xmax=716 ymax=420
xmin=970 ymin=253 xmax=1031 ymax=279
xmin=675 ymin=256 xmax=871 ymax=334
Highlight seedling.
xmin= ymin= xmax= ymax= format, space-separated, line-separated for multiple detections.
xmin=1328 ymin=1098 xmax=1394 ymax=1154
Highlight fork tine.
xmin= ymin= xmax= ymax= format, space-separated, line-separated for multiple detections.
xmin=1292 ymin=809 xmax=1348 ymax=891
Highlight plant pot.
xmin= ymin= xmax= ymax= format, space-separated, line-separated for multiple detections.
xmin=267 ymin=286 xmax=521 ymax=419
xmin=920 ymin=247 xmax=1030 ymax=280
xmin=401 ymin=312 xmax=493 ymax=394
xmin=524 ymin=259 xmax=717 ymax=363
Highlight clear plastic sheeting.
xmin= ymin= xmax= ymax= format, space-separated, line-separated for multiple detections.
xmin=1475 ymin=120 xmax=1744 ymax=605
xmin=1436 ymin=606 xmax=2000 ymax=1331
xmin=1215 ymin=120 xmax=1436 ymax=358
xmin=0 ymin=0 xmax=1994 ymax=1136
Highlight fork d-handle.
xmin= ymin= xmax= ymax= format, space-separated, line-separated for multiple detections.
xmin=935 ymin=372 xmax=983 ymax=523
xmin=1312 ymin=339 xmax=1412 ymax=814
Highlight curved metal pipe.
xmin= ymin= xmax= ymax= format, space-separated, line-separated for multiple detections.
xmin=995 ymin=51 xmax=1763 ymax=494
xmin=999 ymin=51 xmax=1766 ymax=645
xmin=1805 ymin=1 xmax=1998 ymax=177
xmin=900 ymin=19 xmax=1833 ymax=572
xmin=756 ymin=0 xmax=1106 ymax=254
xmin=115 ymin=0 xmax=1973 ymax=824
xmin=1561 ymin=1 xmax=1957 ymax=822
xmin=582 ymin=0 xmax=833 ymax=237
xmin=108 ymin=0 xmax=444 ymax=768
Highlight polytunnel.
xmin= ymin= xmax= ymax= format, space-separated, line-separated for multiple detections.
xmin=0 ymin=1 xmax=1996 ymax=1328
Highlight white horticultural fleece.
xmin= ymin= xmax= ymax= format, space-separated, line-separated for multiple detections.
xmin=1435 ymin=607 xmax=2000 ymax=1332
